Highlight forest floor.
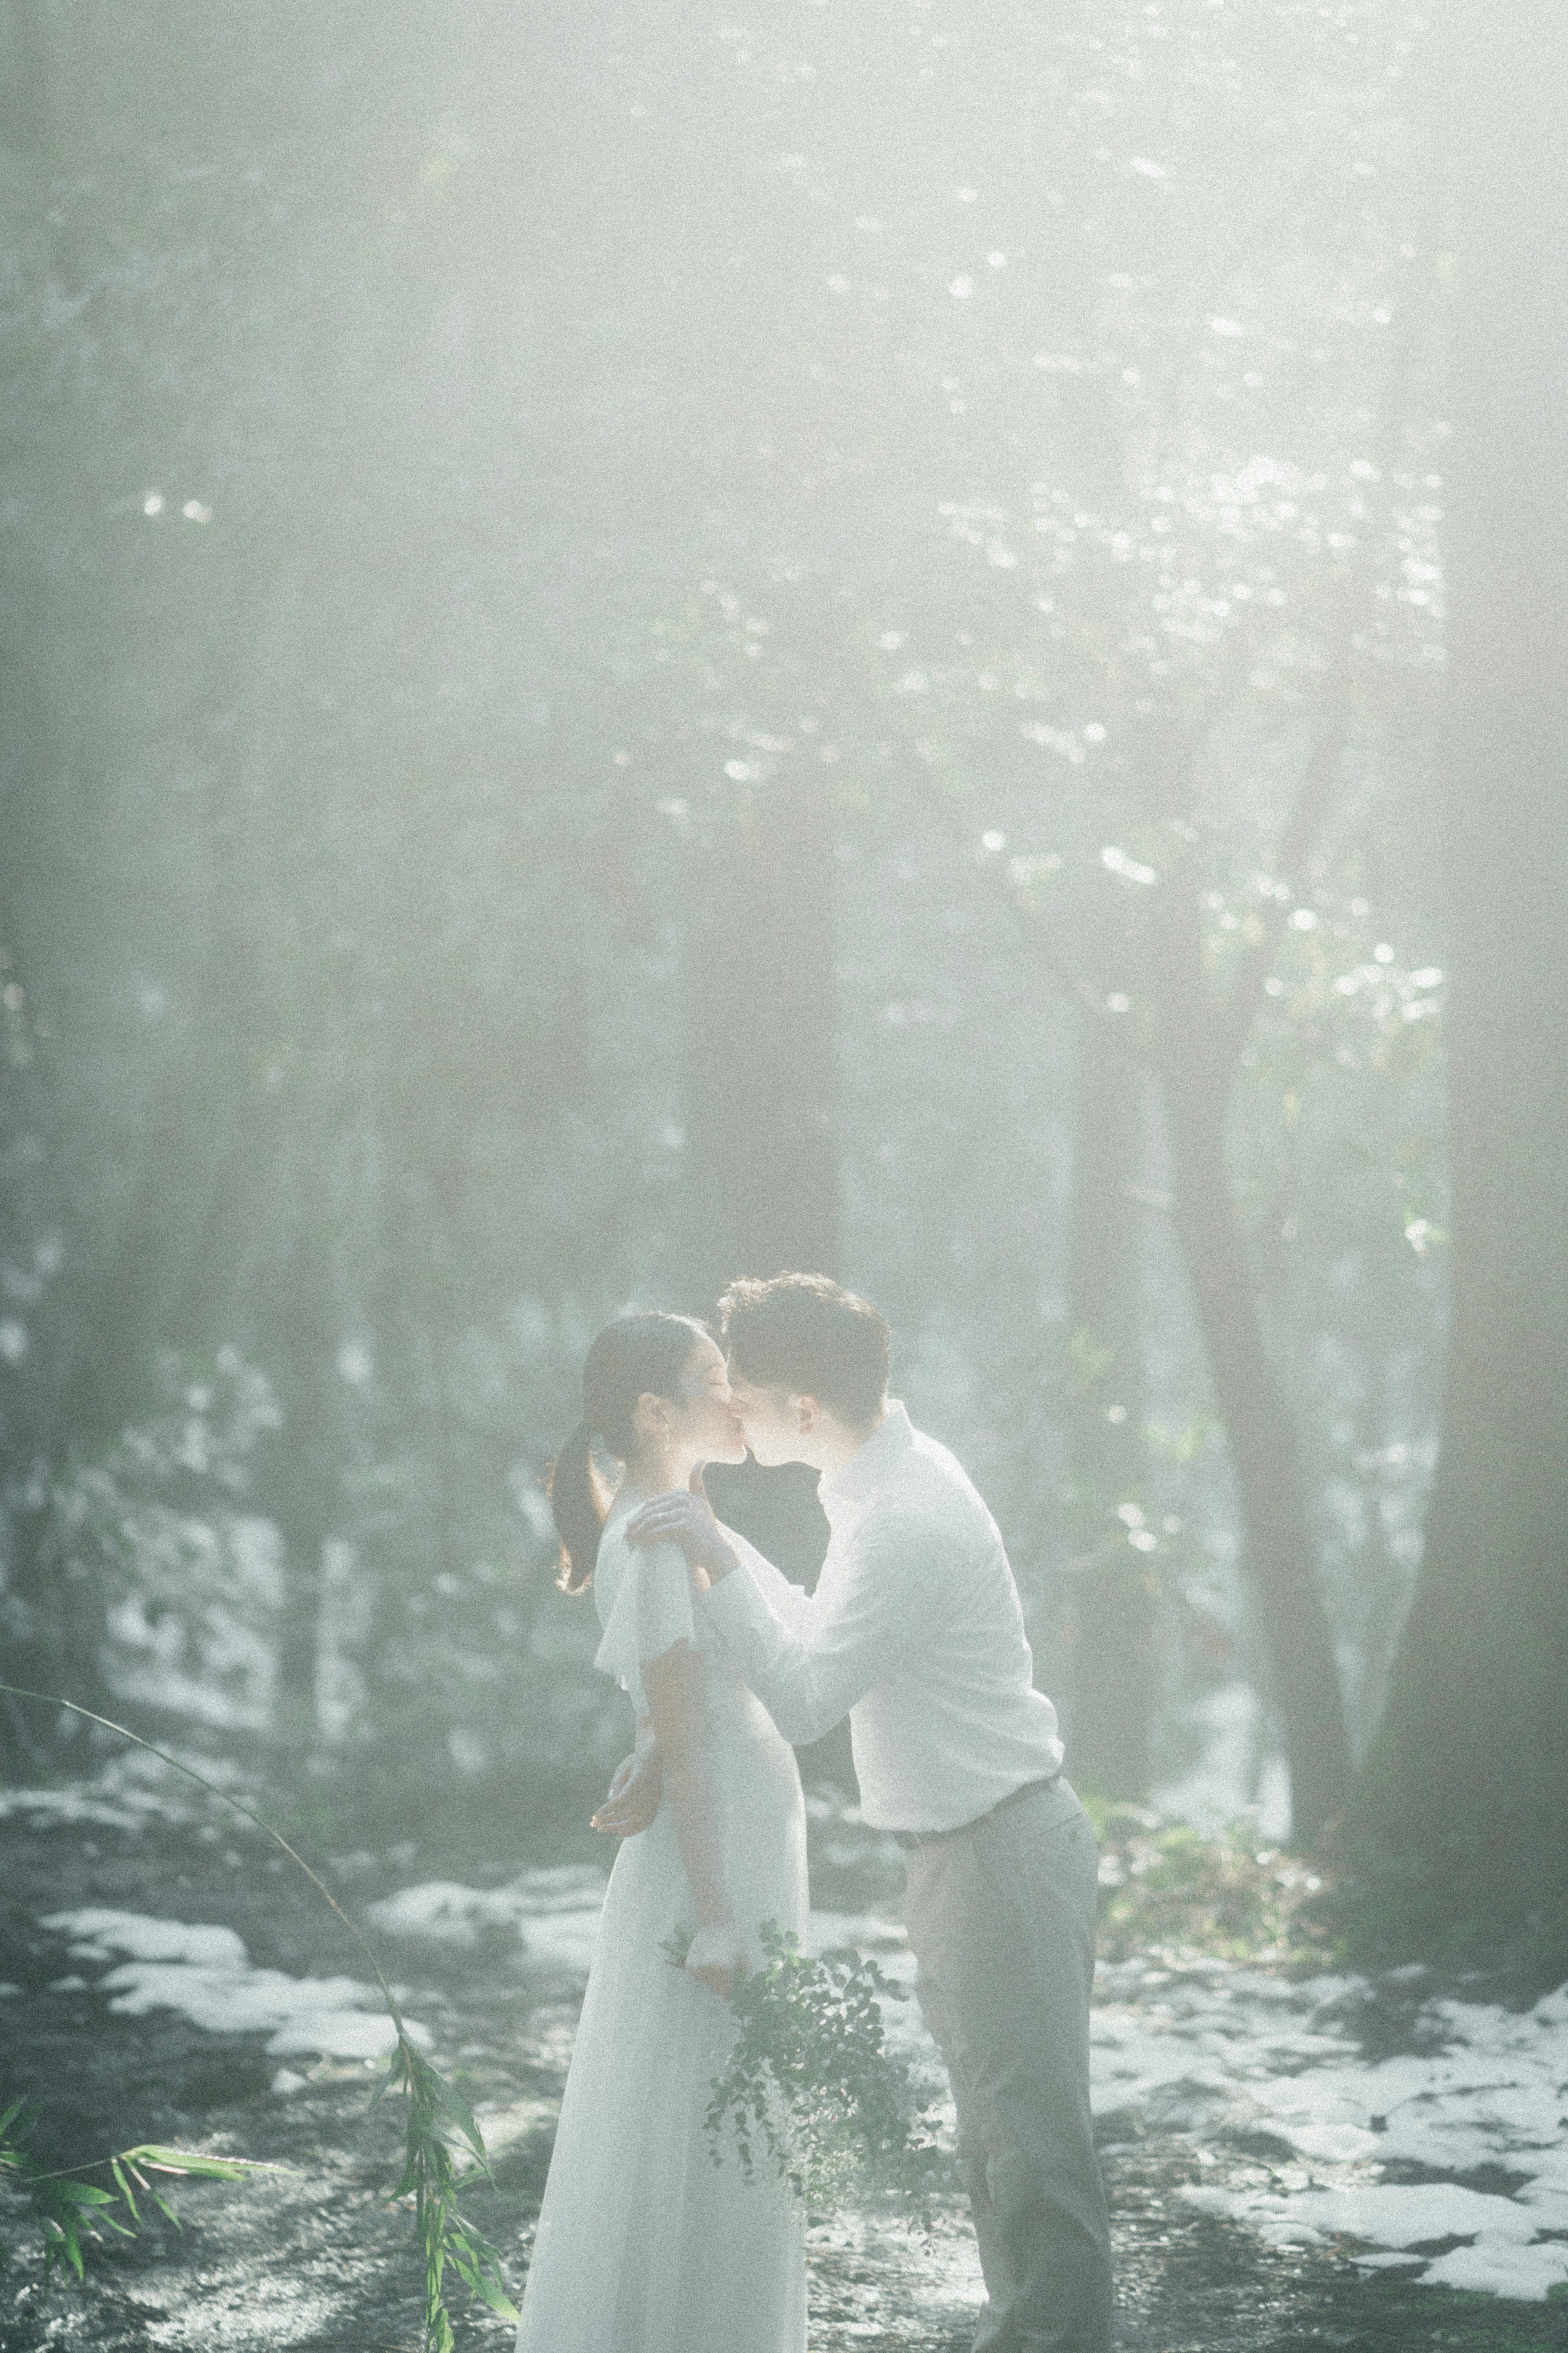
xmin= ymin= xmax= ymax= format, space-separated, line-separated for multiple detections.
xmin=2 ymin=1760 xmax=1566 ymax=2353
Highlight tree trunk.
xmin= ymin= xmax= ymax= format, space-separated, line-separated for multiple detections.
xmin=686 ymin=776 xmax=840 ymax=1300
xmin=1063 ymin=1035 xmax=1153 ymax=1801
xmin=1351 ymin=0 xmax=1568 ymax=1936
xmin=689 ymin=773 xmax=840 ymax=1595
xmin=1122 ymin=869 xmax=1356 ymax=1847
xmin=1165 ymin=1077 xmax=1353 ymax=1844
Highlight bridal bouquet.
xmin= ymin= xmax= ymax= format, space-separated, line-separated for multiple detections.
xmin=686 ymin=1923 xmax=949 ymax=2223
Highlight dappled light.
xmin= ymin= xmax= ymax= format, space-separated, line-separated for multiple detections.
xmin=2 ymin=0 xmax=1566 ymax=2346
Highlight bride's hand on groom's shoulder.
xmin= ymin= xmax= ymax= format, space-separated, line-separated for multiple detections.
xmin=625 ymin=1482 xmax=741 ymax=1587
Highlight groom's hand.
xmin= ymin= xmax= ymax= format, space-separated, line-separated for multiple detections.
xmin=625 ymin=1475 xmax=741 ymax=1586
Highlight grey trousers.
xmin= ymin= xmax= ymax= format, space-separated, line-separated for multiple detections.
xmin=902 ymin=1777 xmax=1112 ymax=2353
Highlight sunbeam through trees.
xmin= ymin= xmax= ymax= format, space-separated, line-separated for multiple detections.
xmin=2 ymin=0 xmax=1567 ymax=2346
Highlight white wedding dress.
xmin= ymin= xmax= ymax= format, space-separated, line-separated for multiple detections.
xmin=514 ymin=1505 xmax=809 ymax=2353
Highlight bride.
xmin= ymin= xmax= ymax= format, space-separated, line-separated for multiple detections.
xmin=514 ymin=1312 xmax=809 ymax=2353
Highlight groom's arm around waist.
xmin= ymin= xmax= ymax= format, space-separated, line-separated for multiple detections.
xmin=699 ymin=1517 xmax=920 ymax=1746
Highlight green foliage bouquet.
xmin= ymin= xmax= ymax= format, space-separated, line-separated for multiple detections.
xmin=686 ymin=1923 xmax=948 ymax=2223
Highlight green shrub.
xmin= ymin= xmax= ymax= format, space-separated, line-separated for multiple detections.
xmin=1089 ymin=1802 xmax=1342 ymax=1969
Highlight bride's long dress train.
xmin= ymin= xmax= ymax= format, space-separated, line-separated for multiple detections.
xmin=513 ymin=1514 xmax=808 ymax=2353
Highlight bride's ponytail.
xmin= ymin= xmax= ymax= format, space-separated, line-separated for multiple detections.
xmin=550 ymin=1418 xmax=606 ymax=1594
xmin=548 ymin=1311 xmax=712 ymax=1595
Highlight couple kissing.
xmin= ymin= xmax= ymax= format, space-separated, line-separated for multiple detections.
xmin=513 ymin=1273 xmax=1111 ymax=2353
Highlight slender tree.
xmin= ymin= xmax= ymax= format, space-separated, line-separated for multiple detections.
xmin=922 ymin=708 xmax=1359 ymax=1842
xmin=1351 ymin=0 xmax=1568 ymax=1944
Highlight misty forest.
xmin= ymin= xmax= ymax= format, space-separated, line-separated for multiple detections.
xmin=2 ymin=0 xmax=1567 ymax=2347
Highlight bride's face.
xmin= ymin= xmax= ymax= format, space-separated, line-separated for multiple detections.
xmin=667 ymin=1335 xmax=748 ymax=1467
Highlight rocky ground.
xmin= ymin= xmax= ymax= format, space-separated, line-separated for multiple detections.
xmin=2 ymin=1769 xmax=1566 ymax=2353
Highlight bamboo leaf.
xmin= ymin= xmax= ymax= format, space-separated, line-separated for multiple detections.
xmin=0 ymin=2097 xmax=33 ymax=2143
xmin=468 ymin=2275 xmax=522 ymax=2324
xmin=447 ymin=2223 xmax=519 ymax=2320
xmin=49 ymin=2179 xmax=118 ymax=2207
xmin=419 ymin=2054 xmax=490 ymax=2168
xmin=129 ymin=2145 xmax=256 ymax=2179
xmin=370 ymin=2048 xmax=406 ymax=2107
xmin=46 ymin=2221 xmax=86 ymax=2282
xmin=0 ymin=1684 xmax=507 ymax=2333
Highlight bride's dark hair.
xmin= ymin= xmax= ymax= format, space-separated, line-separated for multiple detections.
xmin=550 ymin=1312 xmax=710 ymax=1593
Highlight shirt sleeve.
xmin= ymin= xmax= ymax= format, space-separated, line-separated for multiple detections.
xmin=594 ymin=1539 xmax=697 ymax=1702
xmin=716 ymin=1525 xmax=820 ymax=1641
xmin=699 ymin=1517 xmax=919 ymax=1746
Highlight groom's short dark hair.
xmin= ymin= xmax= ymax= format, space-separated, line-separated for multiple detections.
xmin=718 ymin=1274 xmax=891 ymax=1430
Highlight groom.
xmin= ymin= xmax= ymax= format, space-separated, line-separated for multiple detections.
xmin=612 ymin=1272 xmax=1113 ymax=2353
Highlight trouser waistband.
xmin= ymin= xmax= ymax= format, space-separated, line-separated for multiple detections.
xmin=893 ymin=1770 xmax=1062 ymax=1851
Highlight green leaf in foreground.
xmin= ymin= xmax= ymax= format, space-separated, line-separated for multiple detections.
xmin=379 ymin=2037 xmax=520 ymax=2346
xmin=1 ymin=1684 xmax=518 ymax=2347
xmin=0 ymin=2103 xmax=275 ymax=2284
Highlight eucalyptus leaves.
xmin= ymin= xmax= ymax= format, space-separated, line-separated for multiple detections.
xmin=689 ymin=1921 xmax=948 ymax=2223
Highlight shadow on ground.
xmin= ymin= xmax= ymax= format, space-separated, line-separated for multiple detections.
xmin=2 ymin=1797 xmax=1566 ymax=2351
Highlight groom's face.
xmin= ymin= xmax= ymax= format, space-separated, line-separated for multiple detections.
xmin=726 ymin=1370 xmax=809 ymax=1468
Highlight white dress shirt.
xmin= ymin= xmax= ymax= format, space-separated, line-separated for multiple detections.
xmin=701 ymin=1402 xmax=1063 ymax=1834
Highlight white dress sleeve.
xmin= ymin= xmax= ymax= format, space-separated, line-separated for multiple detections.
xmin=594 ymin=1536 xmax=698 ymax=1717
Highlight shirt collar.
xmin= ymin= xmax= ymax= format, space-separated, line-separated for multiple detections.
xmin=819 ymin=1400 xmax=913 ymax=1528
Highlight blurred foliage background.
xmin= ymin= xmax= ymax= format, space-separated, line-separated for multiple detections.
xmin=0 ymin=0 xmax=1562 ymax=1956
